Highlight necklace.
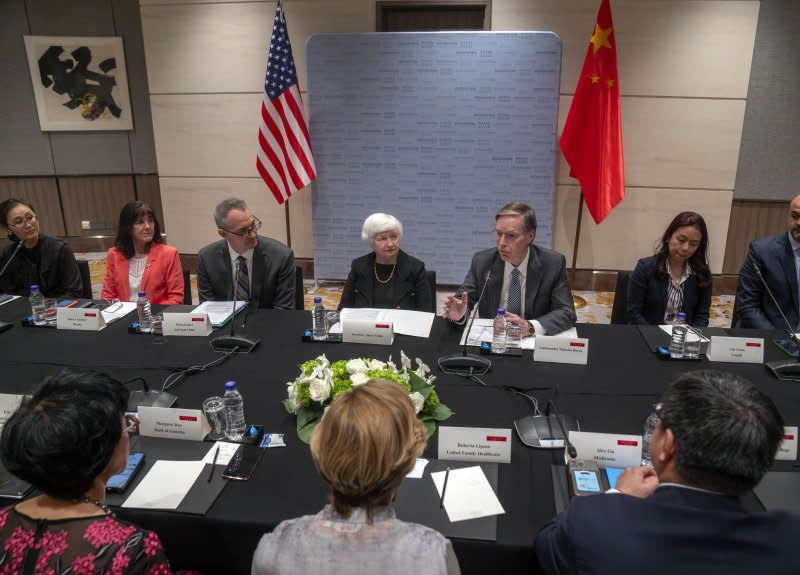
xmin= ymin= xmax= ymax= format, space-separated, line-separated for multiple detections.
xmin=373 ymin=262 xmax=396 ymax=284
xmin=75 ymin=495 xmax=115 ymax=518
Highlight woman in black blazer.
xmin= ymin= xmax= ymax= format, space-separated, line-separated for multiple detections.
xmin=627 ymin=211 xmax=712 ymax=327
xmin=338 ymin=213 xmax=432 ymax=312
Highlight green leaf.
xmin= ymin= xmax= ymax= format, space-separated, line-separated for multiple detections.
xmin=407 ymin=371 xmax=429 ymax=392
xmin=423 ymin=420 xmax=436 ymax=438
xmin=296 ymin=405 xmax=323 ymax=430
xmin=282 ymin=398 xmax=296 ymax=414
xmin=297 ymin=419 xmax=319 ymax=444
xmin=428 ymin=403 xmax=454 ymax=422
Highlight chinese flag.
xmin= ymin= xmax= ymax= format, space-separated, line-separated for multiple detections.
xmin=560 ymin=0 xmax=624 ymax=224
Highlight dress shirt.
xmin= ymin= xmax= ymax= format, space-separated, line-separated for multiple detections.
xmin=500 ymin=253 xmax=528 ymax=317
xmin=128 ymin=255 xmax=147 ymax=301
xmin=228 ymin=243 xmax=254 ymax=297
xmin=789 ymin=232 xmax=800 ymax=323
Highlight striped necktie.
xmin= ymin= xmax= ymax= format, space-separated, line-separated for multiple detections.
xmin=507 ymin=268 xmax=522 ymax=315
xmin=235 ymin=256 xmax=250 ymax=301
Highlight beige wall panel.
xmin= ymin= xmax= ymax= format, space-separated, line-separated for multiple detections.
xmin=151 ymin=94 xmax=263 ymax=178
xmin=553 ymin=186 xmax=732 ymax=275
xmin=141 ymin=1 xmax=373 ymax=95
xmin=557 ymin=95 xmax=746 ymax=190
xmin=492 ymin=0 xmax=759 ymax=98
xmin=287 ymin=182 xmax=314 ymax=259
xmin=160 ymin=177 xmax=288 ymax=254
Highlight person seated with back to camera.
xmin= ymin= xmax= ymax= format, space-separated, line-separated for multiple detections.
xmin=338 ymin=213 xmax=433 ymax=312
xmin=627 ymin=210 xmax=712 ymax=327
xmin=251 ymin=378 xmax=460 ymax=575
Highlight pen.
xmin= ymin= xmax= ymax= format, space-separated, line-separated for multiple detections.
xmin=440 ymin=467 xmax=450 ymax=509
xmin=208 ymin=445 xmax=220 ymax=483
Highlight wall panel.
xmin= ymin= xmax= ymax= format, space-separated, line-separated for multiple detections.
xmin=0 ymin=177 xmax=64 ymax=237
xmin=722 ymin=199 xmax=789 ymax=274
xmin=58 ymin=175 xmax=136 ymax=236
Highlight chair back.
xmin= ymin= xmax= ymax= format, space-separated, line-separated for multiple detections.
xmin=76 ymin=260 xmax=92 ymax=299
xmin=183 ymin=268 xmax=192 ymax=305
xmin=610 ymin=271 xmax=630 ymax=324
xmin=425 ymin=269 xmax=437 ymax=313
xmin=295 ymin=266 xmax=305 ymax=310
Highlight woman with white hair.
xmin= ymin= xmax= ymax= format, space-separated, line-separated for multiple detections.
xmin=338 ymin=213 xmax=432 ymax=311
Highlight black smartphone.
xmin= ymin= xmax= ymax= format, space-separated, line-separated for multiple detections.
xmin=568 ymin=459 xmax=608 ymax=496
xmin=222 ymin=445 xmax=265 ymax=481
xmin=106 ymin=452 xmax=145 ymax=493
xmin=775 ymin=339 xmax=800 ymax=358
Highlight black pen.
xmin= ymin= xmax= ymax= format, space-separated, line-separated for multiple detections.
xmin=208 ymin=445 xmax=220 ymax=483
xmin=439 ymin=467 xmax=450 ymax=509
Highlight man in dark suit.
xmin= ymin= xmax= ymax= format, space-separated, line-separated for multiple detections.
xmin=734 ymin=194 xmax=800 ymax=329
xmin=197 ymin=198 xmax=295 ymax=310
xmin=443 ymin=201 xmax=576 ymax=335
xmin=535 ymin=370 xmax=799 ymax=575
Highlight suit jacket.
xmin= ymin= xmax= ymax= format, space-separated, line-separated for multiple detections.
xmin=735 ymin=233 xmax=798 ymax=329
xmin=0 ymin=234 xmax=82 ymax=298
xmin=626 ymin=255 xmax=711 ymax=327
xmin=338 ymin=250 xmax=432 ymax=312
xmin=457 ymin=245 xmax=576 ymax=334
xmin=101 ymin=243 xmax=184 ymax=304
xmin=197 ymin=236 xmax=295 ymax=310
xmin=535 ymin=485 xmax=800 ymax=575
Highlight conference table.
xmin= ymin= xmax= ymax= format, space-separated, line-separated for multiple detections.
xmin=1 ymin=297 xmax=798 ymax=574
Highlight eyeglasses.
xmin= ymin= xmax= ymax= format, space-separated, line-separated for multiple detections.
xmin=223 ymin=216 xmax=262 ymax=237
xmin=8 ymin=213 xmax=36 ymax=228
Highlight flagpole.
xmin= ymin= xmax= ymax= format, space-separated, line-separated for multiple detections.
xmin=570 ymin=191 xmax=585 ymax=287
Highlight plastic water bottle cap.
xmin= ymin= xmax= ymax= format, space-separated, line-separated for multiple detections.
xmin=30 ymin=285 xmax=39 ymax=291
xmin=137 ymin=291 xmax=147 ymax=298
xmin=224 ymin=381 xmax=237 ymax=391
xmin=676 ymin=312 xmax=686 ymax=320
xmin=497 ymin=308 xmax=506 ymax=315
xmin=249 ymin=425 xmax=258 ymax=436
xmin=314 ymin=296 xmax=322 ymax=303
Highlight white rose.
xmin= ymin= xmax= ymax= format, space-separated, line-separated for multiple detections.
xmin=415 ymin=358 xmax=431 ymax=375
xmin=286 ymin=382 xmax=300 ymax=412
xmin=368 ymin=359 xmax=386 ymax=370
xmin=400 ymin=351 xmax=412 ymax=371
xmin=309 ymin=378 xmax=332 ymax=403
xmin=350 ymin=372 xmax=369 ymax=387
xmin=346 ymin=358 xmax=369 ymax=374
xmin=409 ymin=392 xmax=425 ymax=414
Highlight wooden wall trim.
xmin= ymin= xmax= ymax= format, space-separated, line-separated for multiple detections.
xmin=722 ymin=199 xmax=789 ymax=274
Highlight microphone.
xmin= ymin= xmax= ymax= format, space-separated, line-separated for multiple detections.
xmin=514 ymin=398 xmax=580 ymax=451
xmin=438 ymin=260 xmax=496 ymax=376
xmin=0 ymin=240 xmax=25 ymax=284
xmin=123 ymin=376 xmax=176 ymax=410
xmin=210 ymin=257 xmax=260 ymax=353
xmin=752 ymin=262 xmax=800 ymax=380
xmin=546 ymin=401 xmax=578 ymax=459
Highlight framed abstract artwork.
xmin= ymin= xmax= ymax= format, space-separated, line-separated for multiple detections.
xmin=23 ymin=35 xmax=133 ymax=131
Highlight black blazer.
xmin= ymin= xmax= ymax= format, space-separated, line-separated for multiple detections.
xmin=338 ymin=250 xmax=432 ymax=312
xmin=0 ymin=234 xmax=82 ymax=298
xmin=627 ymin=255 xmax=711 ymax=327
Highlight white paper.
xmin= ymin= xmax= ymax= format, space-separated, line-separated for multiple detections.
xmin=406 ymin=458 xmax=429 ymax=479
xmin=202 ymin=441 xmax=241 ymax=465
xmin=0 ymin=295 xmax=20 ymax=307
xmin=339 ymin=308 xmax=434 ymax=338
xmin=122 ymin=460 xmax=204 ymax=510
xmin=431 ymin=466 xmax=505 ymax=522
xmin=659 ymin=324 xmax=708 ymax=342
xmin=191 ymin=301 xmax=247 ymax=327
xmin=101 ymin=301 xmax=136 ymax=324
xmin=459 ymin=319 xmax=578 ymax=350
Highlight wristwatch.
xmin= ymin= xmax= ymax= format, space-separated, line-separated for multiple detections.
xmin=527 ymin=320 xmax=535 ymax=337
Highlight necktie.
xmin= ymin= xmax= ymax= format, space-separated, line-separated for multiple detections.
xmin=507 ymin=268 xmax=522 ymax=315
xmin=235 ymin=256 xmax=250 ymax=301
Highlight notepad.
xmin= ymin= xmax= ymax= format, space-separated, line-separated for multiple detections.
xmin=122 ymin=460 xmax=204 ymax=510
xmin=431 ymin=465 xmax=505 ymax=522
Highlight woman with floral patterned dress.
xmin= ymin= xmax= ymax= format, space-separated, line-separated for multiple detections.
xmin=0 ymin=371 xmax=174 ymax=575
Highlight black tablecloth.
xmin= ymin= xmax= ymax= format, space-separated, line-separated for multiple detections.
xmin=1 ymin=298 xmax=798 ymax=574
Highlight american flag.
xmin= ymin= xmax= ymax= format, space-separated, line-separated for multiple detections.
xmin=257 ymin=0 xmax=316 ymax=204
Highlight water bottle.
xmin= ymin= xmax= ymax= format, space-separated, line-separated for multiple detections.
xmin=29 ymin=285 xmax=46 ymax=326
xmin=641 ymin=406 xmax=660 ymax=466
xmin=136 ymin=291 xmax=153 ymax=333
xmin=507 ymin=321 xmax=522 ymax=349
xmin=312 ymin=296 xmax=327 ymax=341
xmin=492 ymin=308 xmax=507 ymax=354
xmin=223 ymin=381 xmax=247 ymax=441
xmin=668 ymin=312 xmax=687 ymax=359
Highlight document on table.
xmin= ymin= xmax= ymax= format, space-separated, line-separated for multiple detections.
xmin=101 ymin=301 xmax=136 ymax=324
xmin=459 ymin=319 xmax=578 ymax=350
xmin=338 ymin=308 xmax=434 ymax=338
xmin=431 ymin=466 xmax=505 ymax=522
xmin=191 ymin=301 xmax=247 ymax=327
xmin=0 ymin=295 xmax=20 ymax=307
xmin=202 ymin=441 xmax=240 ymax=465
xmin=659 ymin=324 xmax=709 ymax=342
xmin=406 ymin=458 xmax=429 ymax=479
xmin=122 ymin=460 xmax=205 ymax=510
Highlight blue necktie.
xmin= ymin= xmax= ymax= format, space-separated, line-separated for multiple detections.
xmin=235 ymin=256 xmax=250 ymax=301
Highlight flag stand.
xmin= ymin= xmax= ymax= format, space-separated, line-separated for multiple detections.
xmin=570 ymin=191 xmax=588 ymax=308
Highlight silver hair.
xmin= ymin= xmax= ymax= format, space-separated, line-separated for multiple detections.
xmin=214 ymin=198 xmax=248 ymax=229
xmin=361 ymin=213 xmax=403 ymax=246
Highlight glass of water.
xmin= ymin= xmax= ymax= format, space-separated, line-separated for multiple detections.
xmin=202 ymin=396 xmax=227 ymax=440
xmin=684 ymin=328 xmax=702 ymax=359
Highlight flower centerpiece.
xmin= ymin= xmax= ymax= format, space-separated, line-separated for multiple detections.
xmin=284 ymin=351 xmax=454 ymax=443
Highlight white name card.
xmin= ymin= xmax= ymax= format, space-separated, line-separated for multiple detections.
xmin=57 ymin=307 xmax=106 ymax=331
xmin=569 ymin=431 xmax=643 ymax=468
xmin=534 ymin=336 xmax=589 ymax=365
xmin=162 ymin=313 xmax=212 ymax=337
xmin=342 ymin=318 xmax=394 ymax=345
xmin=138 ymin=406 xmax=209 ymax=441
xmin=438 ymin=426 xmax=511 ymax=463
xmin=0 ymin=394 xmax=23 ymax=431
xmin=707 ymin=336 xmax=764 ymax=364
xmin=776 ymin=426 xmax=798 ymax=461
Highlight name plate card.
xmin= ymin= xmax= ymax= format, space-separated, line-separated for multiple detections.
xmin=437 ymin=426 xmax=511 ymax=464
xmin=569 ymin=431 xmax=643 ymax=468
xmin=776 ymin=426 xmax=798 ymax=461
xmin=57 ymin=307 xmax=106 ymax=331
xmin=163 ymin=313 xmax=212 ymax=337
xmin=342 ymin=319 xmax=394 ymax=345
xmin=138 ymin=406 xmax=209 ymax=442
xmin=707 ymin=336 xmax=764 ymax=364
xmin=533 ymin=336 xmax=589 ymax=365
xmin=0 ymin=394 xmax=23 ymax=431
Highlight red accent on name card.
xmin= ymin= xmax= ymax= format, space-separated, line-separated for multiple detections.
xmin=784 ymin=435 xmax=795 ymax=441
xmin=486 ymin=435 xmax=507 ymax=442
xmin=84 ymin=312 xmax=97 ymax=317
xmin=617 ymin=439 xmax=638 ymax=446
xmin=178 ymin=416 xmax=198 ymax=422
xmin=192 ymin=317 xmax=205 ymax=322
xmin=570 ymin=341 xmax=586 ymax=348
xmin=746 ymin=342 xmax=761 ymax=348
xmin=375 ymin=323 xmax=391 ymax=328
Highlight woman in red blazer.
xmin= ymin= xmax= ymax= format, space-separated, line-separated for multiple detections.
xmin=101 ymin=202 xmax=184 ymax=304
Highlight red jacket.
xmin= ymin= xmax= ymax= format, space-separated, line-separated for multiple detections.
xmin=101 ymin=243 xmax=184 ymax=304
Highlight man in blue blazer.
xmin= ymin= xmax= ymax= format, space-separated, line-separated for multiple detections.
xmin=734 ymin=195 xmax=800 ymax=329
xmin=535 ymin=370 xmax=800 ymax=575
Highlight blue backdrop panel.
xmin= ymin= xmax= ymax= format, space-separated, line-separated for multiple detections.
xmin=307 ymin=32 xmax=561 ymax=284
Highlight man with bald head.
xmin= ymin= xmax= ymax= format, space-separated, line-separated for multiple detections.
xmin=734 ymin=194 xmax=800 ymax=329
